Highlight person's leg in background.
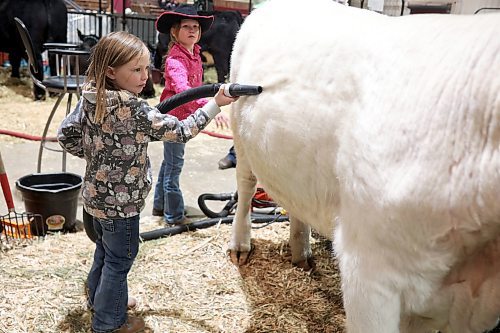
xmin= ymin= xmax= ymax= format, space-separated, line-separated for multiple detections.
xmin=152 ymin=159 xmax=166 ymax=216
xmin=154 ymin=141 xmax=187 ymax=224
xmin=153 ymin=154 xmax=167 ymax=216
xmin=218 ymin=145 xmax=236 ymax=170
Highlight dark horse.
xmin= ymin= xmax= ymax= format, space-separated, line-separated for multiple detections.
xmin=0 ymin=0 xmax=68 ymax=100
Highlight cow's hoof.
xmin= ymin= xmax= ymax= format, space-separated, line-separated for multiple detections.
xmin=228 ymin=244 xmax=254 ymax=266
xmin=293 ymin=257 xmax=315 ymax=272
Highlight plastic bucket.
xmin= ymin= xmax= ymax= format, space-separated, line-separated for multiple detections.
xmin=16 ymin=172 xmax=83 ymax=236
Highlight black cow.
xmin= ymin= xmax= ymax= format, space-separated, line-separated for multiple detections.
xmin=0 ymin=0 xmax=68 ymax=100
xmin=154 ymin=10 xmax=243 ymax=83
xmin=154 ymin=32 xmax=170 ymax=74
xmin=75 ymin=30 xmax=98 ymax=73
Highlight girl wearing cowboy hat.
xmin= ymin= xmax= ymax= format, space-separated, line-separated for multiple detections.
xmin=153 ymin=5 xmax=228 ymax=225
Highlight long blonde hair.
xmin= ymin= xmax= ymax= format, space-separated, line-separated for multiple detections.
xmin=86 ymin=31 xmax=149 ymax=123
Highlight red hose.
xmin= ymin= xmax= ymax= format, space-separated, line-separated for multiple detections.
xmin=0 ymin=129 xmax=232 ymax=141
xmin=0 ymin=129 xmax=57 ymax=142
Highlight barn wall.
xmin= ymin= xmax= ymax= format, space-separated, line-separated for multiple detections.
xmin=454 ymin=0 xmax=500 ymax=14
xmin=358 ymin=0 xmax=499 ymax=15
xmin=404 ymin=0 xmax=500 ymax=15
xmin=382 ymin=0 xmax=408 ymax=16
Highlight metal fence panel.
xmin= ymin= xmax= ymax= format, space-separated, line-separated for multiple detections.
xmin=67 ymin=11 xmax=157 ymax=46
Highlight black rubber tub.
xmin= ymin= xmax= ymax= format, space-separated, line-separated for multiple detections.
xmin=16 ymin=172 xmax=83 ymax=236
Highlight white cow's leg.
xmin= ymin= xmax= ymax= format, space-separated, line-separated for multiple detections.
xmin=289 ymin=216 xmax=313 ymax=270
xmin=342 ymin=266 xmax=401 ymax=332
xmin=228 ymin=144 xmax=257 ymax=265
xmin=336 ymin=225 xmax=401 ymax=332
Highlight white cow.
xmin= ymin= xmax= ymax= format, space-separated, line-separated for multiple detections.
xmin=227 ymin=0 xmax=500 ymax=332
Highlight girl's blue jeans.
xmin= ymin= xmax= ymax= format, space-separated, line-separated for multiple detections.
xmin=87 ymin=215 xmax=140 ymax=333
xmin=153 ymin=141 xmax=186 ymax=223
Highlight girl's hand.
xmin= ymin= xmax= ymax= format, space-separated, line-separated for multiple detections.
xmin=214 ymin=113 xmax=230 ymax=129
xmin=214 ymin=85 xmax=239 ymax=107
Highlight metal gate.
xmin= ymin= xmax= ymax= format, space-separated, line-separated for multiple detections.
xmin=67 ymin=10 xmax=158 ymax=46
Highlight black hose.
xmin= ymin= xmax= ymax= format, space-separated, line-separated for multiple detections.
xmin=156 ymin=83 xmax=263 ymax=114
xmin=140 ymin=214 xmax=289 ymax=241
xmin=140 ymin=216 xmax=234 ymax=240
xmin=197 ymin=192 xmax=238 ymax=218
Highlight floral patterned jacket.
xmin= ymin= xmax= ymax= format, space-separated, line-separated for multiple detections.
xmin=57 ymin=84 xmax=220 ymax=219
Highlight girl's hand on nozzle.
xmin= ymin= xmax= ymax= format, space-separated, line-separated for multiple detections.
xmin=214 ymin=85 xmax=239 ymax=107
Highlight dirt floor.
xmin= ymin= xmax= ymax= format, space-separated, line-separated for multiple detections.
xmin=0 ymin=69 xmax=67 ymax=143
xmin=0 ymin=66 xmax=346 ymax=333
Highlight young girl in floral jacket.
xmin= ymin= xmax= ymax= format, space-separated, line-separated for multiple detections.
xmin=57 ymin=31 xmax=236 ymax=333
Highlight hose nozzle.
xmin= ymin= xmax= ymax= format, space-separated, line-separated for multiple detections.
xmin=222 ymin=84 xmax=263 ymax=97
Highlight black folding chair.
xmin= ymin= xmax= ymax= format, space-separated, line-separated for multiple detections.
xmin=14 ymin=17 xmax=89 ymax=173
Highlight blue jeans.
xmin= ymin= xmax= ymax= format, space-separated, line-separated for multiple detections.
xmin=87 ymin=215 xmax=140 ymax=333
xmin=153 ymin=141 xmax=185 ymax=223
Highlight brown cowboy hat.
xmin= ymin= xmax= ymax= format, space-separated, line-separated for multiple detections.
xmin=156 ymin=4 xmax=214 ymax=34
